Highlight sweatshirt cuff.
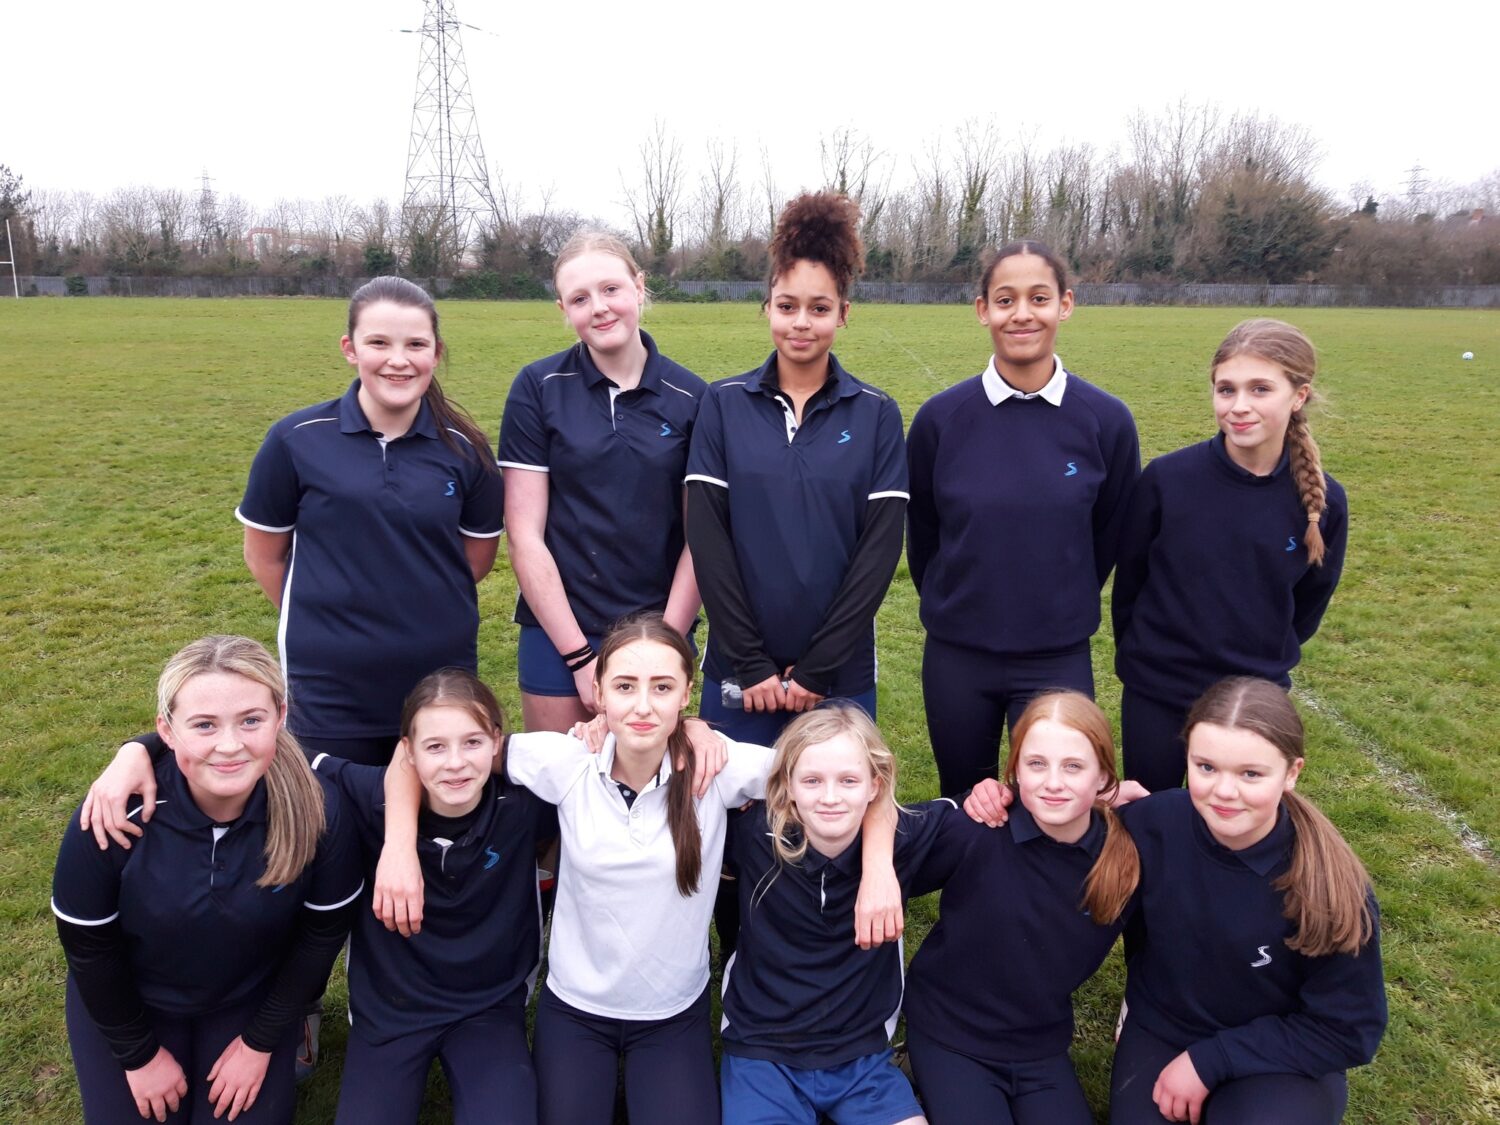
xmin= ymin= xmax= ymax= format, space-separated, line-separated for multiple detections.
xmin=733 ymin=657 xmax=782 ymax=689
xmin=1186 ymin=1038 xmax=1230 ymax=1089
xmin=789 ymin=668 xmax=833 ymax=697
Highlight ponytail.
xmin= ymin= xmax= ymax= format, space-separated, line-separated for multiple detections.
xmin=665 ymin=722 xmax=702 ymax=897
xmin=426 ymin=376 xmax=500 ymax=476
xmin=1081 ymin=803 xmax=1140 ymax=924
xmin=259 ymin=727 xmax=326 ymax=887
xmin=1285 ymin=409 xmax=1328 ymax=566
xmin=1276 ymin=790 xmax=1374 ymax=957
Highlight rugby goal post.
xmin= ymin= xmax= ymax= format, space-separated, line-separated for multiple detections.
xmin=2 ymin=219 xmax=15 ymax=298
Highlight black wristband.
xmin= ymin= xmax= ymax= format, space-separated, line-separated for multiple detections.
xmin=564 ymin=645 xmax=596 ymax=673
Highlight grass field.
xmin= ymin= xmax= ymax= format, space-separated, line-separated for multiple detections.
xmin=1 ymin=297 xmax=1497 ymax=1123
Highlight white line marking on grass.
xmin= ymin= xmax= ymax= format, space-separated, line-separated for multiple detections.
xmin=877 ymin=328 xmax=947 ymax=394
xmin=1296 ymin=690 xmax=1496 ymax=867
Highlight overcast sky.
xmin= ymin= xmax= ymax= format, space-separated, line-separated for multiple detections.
xmin=11 ymin=0 xmax=1497 ymax=226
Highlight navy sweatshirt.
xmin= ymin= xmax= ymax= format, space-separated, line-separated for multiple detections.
xmin=902 ymin=801 xmax=1130 ymax=1064
xmin=313 ymin=757 xmax=556 ymax=1045
xmin=1120 ymin=790 xmax=1386 ymax=1088
xmin=906 ymin=369 xmax=1139 ymax=655
xmin=1112 ymin=435 xmax=1348 ymax=710
xmin=719 ymin=799 xmax=952 ymax=1067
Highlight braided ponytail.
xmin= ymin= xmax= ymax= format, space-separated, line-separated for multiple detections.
xmin=1212 ymin=318 xmax=1327 ymax=565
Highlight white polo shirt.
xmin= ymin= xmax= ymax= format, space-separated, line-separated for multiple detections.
xmin=507 ymin=730 xmax=773 ymax=1020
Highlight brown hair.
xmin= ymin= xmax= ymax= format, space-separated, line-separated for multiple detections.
xmin=1003 ymin=692 xmax=1139 ymax=924
xmin=157 ymin=635 xmax=324 ymax=887
xmin=768 ymin=192 xmax=865 ymax=302
xmin=400 ymin=668 xmax=507 ymax=785
xmin=976 ymin=240 xmax=1070 ymax=299
xmin=594 ymin=613 xmax=700 ymax=897
xmin=1185 ymin=677 xmax=1375 ymax=956
xmin=1211 ymin=318 xmax=1328 ymax=565
xmin=346 ymin=276 xmax=497 ymax=474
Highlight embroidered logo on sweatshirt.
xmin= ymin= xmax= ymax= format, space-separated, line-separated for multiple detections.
xmin=660 ymin=423 xmax=673 ymax=437
xmin=444 ymin=480 xmax=456 ymax=497
xmin=1251 ymin=945 xmax=1273 ymax=968
xmin=484 ymin=847 xmax=500 ymax=870
xmin=1285 ymin=536 xmax=1297 ymax=552
xmin=1064 ymin=461 xmax=1078 ymax=476
xmin=838 ymin=430 xmax=852 ymax=444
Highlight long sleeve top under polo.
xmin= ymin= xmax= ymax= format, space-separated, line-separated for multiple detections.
xmin=719 ymin=799 xmax=954 ymax=1067
xmin=685 ymin=353 xmax=908 ymax=697
xmin=1120 ymin=790 xmax=1386 ymax=1089
xmin=906 ymin=361 xmax=1139 ymax=655
xmin=1111 ymin=435 xmax=1348 ymax=710
xmin=902 ymin=801 xmax=1132 ymax=1064
xmin=52 ymin=756 xmax=363 ymax=1068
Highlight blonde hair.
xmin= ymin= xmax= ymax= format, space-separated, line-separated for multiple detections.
xmin=762 ymin=704 xmax=898 ymax=876
xmin=1211 ymin=318 xmax=1330 ymax=565
xmin=1185 ymin=677 xmax=1375 ymax=957
xmin=158 ymin=635 xmax=325 ymax=887
xmin=1003 ymin=692 xmax=1139 ymax=924
xmin=552 ymin=230 xmax=651 ymax=308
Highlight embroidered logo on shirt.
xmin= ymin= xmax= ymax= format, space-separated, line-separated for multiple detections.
xmin=1251 ymin=945 xmax=1273 ymax=967
xmin=838 ymin=430 xmax=851 ymax=444
xmin=484 ymin=847 xmax=500 ymax=870
xmin=660 ymin=423 xmax=673 ymax=437
xmin=1064 ymin=462 xmax=1078 ymax=476
xmin=444 ymin=480 xmax=456 ymax=496
xmin=1285 ymin=536 xmax=1297 ymax=552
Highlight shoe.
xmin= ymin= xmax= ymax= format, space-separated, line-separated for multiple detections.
xmin=295 ymin=1011 xmax=321 ymax=1084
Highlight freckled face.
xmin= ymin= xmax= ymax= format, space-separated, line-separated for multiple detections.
xmin=1186 ymin=722 xmax=1302 ymax=850
xmin=1212 ymin=354 xmax=1308 ymax=471
xmin=768 ymin=260 xmax=846 ymax=379
xmin=1013 ymin=719 xmax=1105 ymax=844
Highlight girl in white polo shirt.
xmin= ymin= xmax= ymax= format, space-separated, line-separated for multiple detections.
xmin=378 ymin=613 xmax=899 ymax=1124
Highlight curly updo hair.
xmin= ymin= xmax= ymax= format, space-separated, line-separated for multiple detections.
xmin=768 ymin=191 xmax=866 ymax=302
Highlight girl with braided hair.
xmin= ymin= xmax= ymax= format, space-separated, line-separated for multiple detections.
xmin=1111 ymin=319 xmax=1348 ymax=791
xmin=686 ymin=191 xmax=908 ymax=747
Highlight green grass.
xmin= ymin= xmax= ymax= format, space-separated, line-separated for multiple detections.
xmin=2 ymin=298 xmax=1497 ymax=1122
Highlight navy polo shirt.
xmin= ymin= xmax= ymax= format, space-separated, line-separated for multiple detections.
xmin=51 ymin=757 xmax=363 ymax=1017
xmin=1120 ymin=791 xmax=1386 ymax=1086
xmin=1112 ymin=434 xmax=1348 ymax=709
xmin=686 ymin=353 xmax=908 ymax=695
xmin=236 ymin=380 xmax=504 ymax=739
xmin=906 ymin=367 xmax=1139 ymax=655
xmin=720 ymin=798 xmax=951 ymax=1067
xmin=903 ymin=800 xmax=1129 ymax=1064
xmin=312 ymin=756 xmax=555 ymax=1044
xmin=498 ymin=331 xmax=706 ymax=634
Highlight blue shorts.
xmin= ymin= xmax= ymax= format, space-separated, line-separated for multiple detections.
xmin=517 ymin=626 xmax=603 ymax=697
xmin=721 ymin=1049 xmax=922 ymax=1125
xmin=519 ymin=624 xmax=699 ymax=697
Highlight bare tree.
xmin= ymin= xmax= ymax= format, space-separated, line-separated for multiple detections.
xmin=622 ymin=119 xmax=685 ymax=274
xmin=952 ymin=119 xmax=998 ymax=270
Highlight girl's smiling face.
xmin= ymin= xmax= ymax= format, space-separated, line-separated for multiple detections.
xmin=158 ymin=671 xmax=283 ymax=821
xmin=596 ymin=639 xmax=691 ymax=760
xmin=341 ymin=299 xmax=440 ymax=434
xmin=768 ymin=259 xmax=846 ymax=380
xmin=1013 ymin=718 xmax=1105 ymax=844
xmin=975 ymin=251 xmax=1073 ymax=381
xmin=1212 ymin=354 xmax=1309 ymax=473
xmin=789 ymin=731 xmax=880 ymax=858
xmin=555 ymin=250 xmax=646 ymax=356
xmin=1187 ymin=721 xmax=1303 ymax=850
xmin=405 ymin=704 xmax=499 ymax=818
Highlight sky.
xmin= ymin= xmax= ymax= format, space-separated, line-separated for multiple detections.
xmin=10 ymin=0 xmax=1498 ymax=229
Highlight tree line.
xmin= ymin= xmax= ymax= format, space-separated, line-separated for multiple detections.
xmin=4 ymin=103 xmax=1498 ymax=293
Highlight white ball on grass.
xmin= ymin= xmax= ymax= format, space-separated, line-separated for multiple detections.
xmin=1462 ymin=351 xmax=1475 ymax=360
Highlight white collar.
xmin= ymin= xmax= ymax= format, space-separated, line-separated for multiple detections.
xmin=981 ymin=355 xmax=1068 ymax=407
xmin=591 ymin=732 xmax=671 ymax=790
